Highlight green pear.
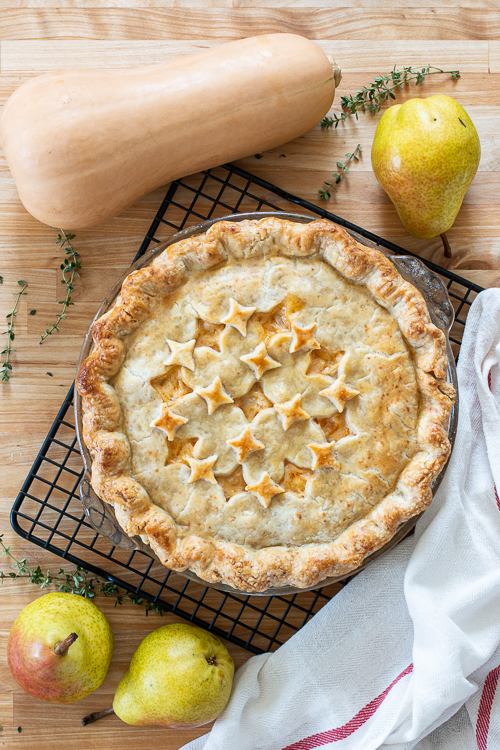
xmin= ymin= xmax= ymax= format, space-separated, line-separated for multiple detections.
xmin=8 ymin=592 xmax=113 ymax=703
xmin=113 ymin=622 xmax=234 ymax=728
xmin=371 ymin=95 xmax=480 ymax=239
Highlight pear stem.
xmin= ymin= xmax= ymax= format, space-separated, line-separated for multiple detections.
xmin=54 ymin=632 xmax=78 ymax=656
xmin=440 ymin=233 xmax=452 ymax=258
xmin=82 ymin=707 xmax=115 ymax=727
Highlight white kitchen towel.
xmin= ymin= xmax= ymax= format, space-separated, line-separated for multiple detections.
xmin=181 ymin=287 xmax=500 ymax=750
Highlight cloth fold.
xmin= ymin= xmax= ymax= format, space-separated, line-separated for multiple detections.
xmin=182 ymin=288 xmax=500 ymax=750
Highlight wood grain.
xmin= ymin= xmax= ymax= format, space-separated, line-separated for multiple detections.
xmin=2 ymin=0 xmax=500 ymax=8
xmin=1 ymin=39 xmax=489 ymax=73
xmin=0 ymin=9 xmax=499 ymax=41
xmin=0 ymin=6 xmax=499 ymax=750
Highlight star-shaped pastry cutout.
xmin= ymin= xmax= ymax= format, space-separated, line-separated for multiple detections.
xmin=289 ymin=322 xmax=320 ymax=353
xmin=274 ymin=394 xmax=311 ymax=431
xmin=185 ymin=454 xmax=218 ymax=484
xmin=164 ymin=338 xmax=196 ymax=371
xmin=195 ymin=376 xmax=234 ymax=415
xmin=226 ymin=426 xmax=265 ymax=463
xmin=240 ymin=343 xmax=281 ymax=380
xmin=320 ymin=377 xmax=360 ymax=413
xmin=245 ymin=472 xmax=285 ymax=508
xmin=221 ymin=298 xmax=257 ymax=336
xmin=150 ymin=404 xmax=188 ymax=440
xmin=308 ymin=442 xmax=341 ymax=470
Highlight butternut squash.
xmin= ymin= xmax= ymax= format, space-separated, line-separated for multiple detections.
xmin=0 ymin=34 xmax=340 ymax=229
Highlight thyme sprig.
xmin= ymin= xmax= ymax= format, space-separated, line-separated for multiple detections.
xmin=319 ymin=145 xmax=363 ymax=200
xmin=0 ymin=534 xmax=164 ymax=617
xmin=1 ymin=280 xmax=28 ymax=382
xmin=321 ymin=65 xmax=460 ymax=129
xmin=39 ymin=230 xmax=81 ymax=344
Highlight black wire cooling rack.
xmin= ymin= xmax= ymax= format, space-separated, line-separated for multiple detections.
xmin=11 ymin=164 xmax=483 ymax=655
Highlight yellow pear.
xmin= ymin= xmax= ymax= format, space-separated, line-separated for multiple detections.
xmin=112 ymin=623 xmax=233 ymax=728
xmin=371 ymin=95 xmax=480 ymax=239
xmin=82 ymin=623 xmax=234 ymax=729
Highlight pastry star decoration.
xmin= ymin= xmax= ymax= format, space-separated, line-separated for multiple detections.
xmin=320 ymin=377 xmax=360 ymax=413
xmin=164 ymin=338 xmax=196 ymax=371
xmin=185 ymin=454 xmax=218 ymax=484
xmin=308 ymin=441 xmax=340 ymax=470
xmin=150 ymin=404 xmax=188 ymax=440
xmin=240 ymin=343 xmax=281 ymax=380
xmin=245 ymin=472 xmax=285 ymax=508
xmin=275 ymin=393 xmax=311 ymax=431
xmin=195 ymin=376 xmax=234 ymax=415
xmin=226 ymin=426 xmax=265 ymax=463
xmin=221 ymin=298 xmax=256 ymax=336
xmin=289 ymin=321 xmax=320 ymax=353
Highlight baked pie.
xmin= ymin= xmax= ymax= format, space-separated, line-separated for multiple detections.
xmin=77 ymin=218 xmax=455 ymax=592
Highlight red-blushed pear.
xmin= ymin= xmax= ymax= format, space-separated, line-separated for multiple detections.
xmin=8 ymin=592 xmax=113 ymax=703
xmin=82 ymin=622 xmax=234 ymax=728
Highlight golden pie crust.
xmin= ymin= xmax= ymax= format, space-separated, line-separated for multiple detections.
xmin=77 ymin=218 xmax=455 ymax=592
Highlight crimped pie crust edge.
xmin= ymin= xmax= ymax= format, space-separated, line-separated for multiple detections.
xmin=77 ymin=218 xmax=455 ymax=592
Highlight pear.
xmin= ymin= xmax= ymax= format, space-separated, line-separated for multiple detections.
xmin=371 ymin=95 xmax=480 ymax=241
xmin=108 ymin=623 xmax=234 ymax=728
xmin=8 ymin=592 xmax=113 ymax=703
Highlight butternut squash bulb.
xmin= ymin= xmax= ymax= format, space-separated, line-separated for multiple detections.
xmin=0 ymin=34 xmax=340 ymax=229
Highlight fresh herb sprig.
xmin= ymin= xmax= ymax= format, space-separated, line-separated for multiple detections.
xmin=1 ymin=280 xmax=28 ymax=382
xmin=319 ymin=145 xmax=363 ymax=200
xmin=321 ymin=65 xmax=460 ymax=129
xmin=39 ymin=230 xmax=81 ymax=344
xmin=0 ymin=534 xmax=164 ymax=617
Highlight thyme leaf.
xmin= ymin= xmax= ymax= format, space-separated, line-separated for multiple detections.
xmin=0 ymin=534 xmax=165 ymax=617
xmin=39 ymin=230 xmax=81 ymax=344
xmin=1 ymin=280 xmax=28 ymax=382
xmin=321 ymin=65 xmax=460 ymax=129
xmin=319 ymin=144 xmax=363 ymax=200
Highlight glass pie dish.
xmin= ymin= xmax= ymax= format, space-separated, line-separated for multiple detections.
xmin=75 ymin=212 xmax=458 ymax=596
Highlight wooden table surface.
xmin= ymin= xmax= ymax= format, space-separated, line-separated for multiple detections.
xmin=1 ymin=4 xmax=499 ymax=749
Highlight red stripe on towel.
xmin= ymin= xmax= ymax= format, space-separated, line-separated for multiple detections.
xmin=476 ymin=665 xmax=500 ymax=750
xmin=281 ymin=664 xmax=413 ymax=749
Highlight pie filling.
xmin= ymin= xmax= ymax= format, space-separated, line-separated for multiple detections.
xmin=113 ymin=254 xmax=420 ymax=550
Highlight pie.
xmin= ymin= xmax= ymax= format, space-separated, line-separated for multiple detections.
xmin=77 ymin=218 xmax=455 ymax=592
